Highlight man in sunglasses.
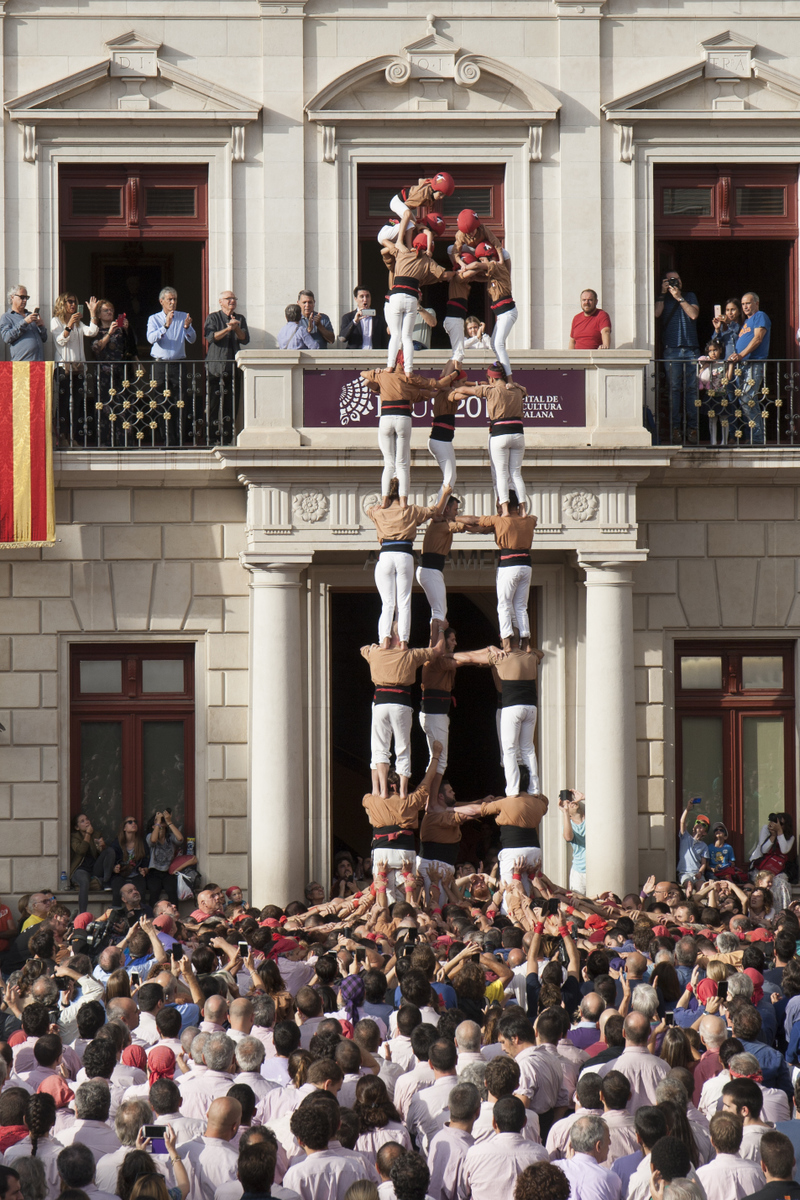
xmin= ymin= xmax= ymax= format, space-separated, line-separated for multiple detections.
xmin=21 ymin=892 xmax=55 ymax=932
xmin=0 ymin=285 xmax=47 ymax=360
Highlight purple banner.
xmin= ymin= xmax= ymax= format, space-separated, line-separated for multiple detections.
xmin=302 ymin=369 xmax=586 ymax=428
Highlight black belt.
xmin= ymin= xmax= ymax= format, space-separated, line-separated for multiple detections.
xmin=497 ymin=550 xmax=530 ymax=568
xmin=420 ymin=552 xmax=446 ymax=571
xmin=381 ymin=405 xmax=412 ymax=417
xmin=446 ymin=299 xmax=468 ymax=318
xmin=489 ymin=418 xmax=524 ymax=438
xmin=491 ymin=296 xmax=516 ymax=315
xmin=380 ymin=540 xmax=414 ymax=555
xmin=421 ymin=688 xmax=452 ymax=715
xmin=420 ymin=841 xmax=459 ymax=866
xmin=372 ymin=827 xmax=416 ymax=851
xmin=500 ymin=826 xmax=540 ymax=849
xmin=374 ymin=684 xmax=413 ymax=707
xmin=391 ymin=276 xmax=421 ymax=299
xmin=501 ymin=679 xmax=538 ymax=707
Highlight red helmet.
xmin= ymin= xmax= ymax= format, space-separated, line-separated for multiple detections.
xmin=430 ymin=171 xmax=455 ymax=197
xmin=457 ymin=209 xmax=481 ymax=235
xmin=474 ymin=242 xmax=497 ymax=260
xmin=424 ymin=213 xmax=447 ymax=236
xmin=412 ymin=232 xmax=429 ymax=252
xmin=460 ymin=251 xmax=477 ymax=265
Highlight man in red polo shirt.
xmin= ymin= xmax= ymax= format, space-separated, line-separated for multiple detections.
xmin=569 ymin=290 xmax=612 ymax=349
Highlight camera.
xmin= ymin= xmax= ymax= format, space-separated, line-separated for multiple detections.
xmin=769 ymin=813 xmax=779 ymax=823
xmin=559 ymin=790 xmax=572 ymax=805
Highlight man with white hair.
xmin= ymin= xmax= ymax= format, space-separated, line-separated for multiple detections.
xmin=700 ymin=1052 xmax=790 ymax=1124
xmin=631 ymin=985 xmax=660 ymax=1023
xmin=146 ymin=286 xmax=197 ymax=435
xmin=234 ymin=1037 xmax=276 ymax=1117
xmin=0 ymin=285 xmax=47 ymax=360
xmin=559 ymin=1115 xmax=620 ymax=1200
xmin=692 ymin=1015 xmax=727 ymax=1105
xmin=456 ymin=1022 xmax=485 ymax=1073
xmin=179 ymin=1033 xmax=236 ymax=1120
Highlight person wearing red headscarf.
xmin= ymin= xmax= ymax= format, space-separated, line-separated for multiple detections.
xmin=148 ymin=1047 xmax=176 ymax=1087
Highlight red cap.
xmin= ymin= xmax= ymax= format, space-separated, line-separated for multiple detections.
xmin=460 ymin=252 xmax=477 ymax=265
xmin=431 ymin=171 xmax=455 ymax=196
xmin=651 ymin=925 xmax=672 ymax=937
xmin=457 ymin=208 xmax=481 ymax=234
xmin=584 ymin=914 xmax=607 ymax=929
xmin=748 ymin=928 xmax=774 ymax=942
xmin=72 ymin=912 xmax=93 ymax=930
xmin=474 ymin=242 xmax=497 ymax=260
xmin=424 ymin=213 xmax=447 ymax=236
xmin=412 ymin=232 xmax=429 ymax=252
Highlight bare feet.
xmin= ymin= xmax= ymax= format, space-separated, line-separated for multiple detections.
xmin=380 ymin=496 xmax=391 ymax=509
xmin=399 ymin=496 xmax=409 ymax=509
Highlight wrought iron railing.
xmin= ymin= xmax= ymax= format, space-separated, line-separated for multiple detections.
xmin=648 ymin=357 xmax=800 ymax=448
xmin=53 ymin=360 xmax=238 ymax=449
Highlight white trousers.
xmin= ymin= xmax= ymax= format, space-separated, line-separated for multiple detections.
xmin=389 ymin=194 xmax=411 ymax=221
xmin=416 ymin=564 xmax=447 ymax=623
xmin=491 ymin=306 xmax=518 ymax=376
xmin=498 ymin=845 xmax=542 ymax=908
xmin=372 ymin=847 xmax=416 ymax=903
xmin=375 ymin=550 xmax=414 ymax=643
xmin=496 ymin=564 xmax=532 ymax=639
xmin=371 ymin=702 xmax=413 ymax=778
xmin=444 ymin=315 xmax=465 ymax=362
xmin=377 ymin=222 xmax=401 ymax=245
xmin=427 ymin=439 xmax=456 ymax=502
xmin=489 ymin=433 xmax=527 ymax=507
xmin=496 ymin=708 xmax=524 ymax=763
xmin=416 ymin=855 xmax=457 ymax=901
xmin=500 ymin=703 xmax=539 ymax=796
xmin=419 ymin=710 xmax=450 ymax=773
xmin=387 ymin=294 xmax=418 ymax=372
xmin=378 ymin=414 xmax=412 ymax=498
xmin=569 ymin=868 xmax=587 ymax=896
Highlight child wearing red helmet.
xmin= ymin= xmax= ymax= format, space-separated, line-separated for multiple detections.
xmin=389 ymin=171 xmax=456 ymax=222
xmin=452 ymin=209 xmax=502 ymax=267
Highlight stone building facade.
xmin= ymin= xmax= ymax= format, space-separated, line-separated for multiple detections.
xmin=1 ymin=0 xmax=799 ymax=905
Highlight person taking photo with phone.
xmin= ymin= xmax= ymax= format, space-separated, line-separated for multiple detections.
xmin=144 ymin=810 xmax=185 ymax=907
xmin=340 ymin=285 xmax=386 ymax=349
xmin=1 ymin=284 xmax=48 ymax=360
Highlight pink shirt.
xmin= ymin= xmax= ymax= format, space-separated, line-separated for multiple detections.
xmin=5 ymin=1134 xmax=65 ymax=1200
xmin=385 ymin=1035 xmax=415 ymax=1072
xmin=427 ymin=1125 xmax=473 ymax=1200
xmin=406 ymin=1074 xmax=458 ymax=1155
xmin=696 ymin=1152 xmax=766 ymax=1200
xmin=157 ymin=1111 xmax=206 ymax=1146
xmin=546 ymin=1108 xmax=602 ymax=1160
xmin=601 ymin=1109 xmax=639 ymax=1164
xmin=179 ymin=1069 xmax=235 ymax=1120
xmin=283 ymin=1149 xmax=365 ymax=1200
xmin=558 ymin=1040 xmax=590 ymax=1101
xmin=560 ymin=1152 xmax=622 ymax=1200
xmin=515 ymin=1045 xmax=565 ymax=1114
xmin=473 ymin=1100 xmax=540 ymax=1146
xmin=355 ymin=1123 xmax=411 ymax=1163
xmin=457 ymin=1131 xmax=549 ymax=1200
xmin=182 ymin=1135 xmax=240 ymax=1200
xmin=58 ymin=1118 xmax=121 ymax=1157
xmin=394 ymin=1062 xmax=435 ymax=1119
xmin=595 ymin=1046 xmax=670 ymax=1109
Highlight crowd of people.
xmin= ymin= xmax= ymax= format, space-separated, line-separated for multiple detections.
xmin=0 ymin=825 xmax=799 ymax=1200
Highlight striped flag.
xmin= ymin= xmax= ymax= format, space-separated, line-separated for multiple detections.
xmin=0 ymin=361 xmax=55 ymax=547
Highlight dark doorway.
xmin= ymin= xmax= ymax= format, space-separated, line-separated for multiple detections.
xmin=656 ymin=239 xmax=793 ymax=361
xmin=62 ymin=239 xmax=205 ymax=360
xmin=330 ymin=589 xmax=537 ymax=869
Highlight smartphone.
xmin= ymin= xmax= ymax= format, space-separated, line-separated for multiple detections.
xmin=559 ymin=790 xmax=572 ymax=804
xmin=355 ymin=948 xmax=366 ymax=963
xmin=117 ymin=313 xmax=126 ymax=327
xmin=33 ymin=307 xmax=40 ymax=315
xmin=77 ymin=304 xmax=85 ymax=316
xmin=238 ymin=942 xmax=248 ymax=957
xmin=361 ymin=308 xmax=376 ymax=318
xmin=131 ymin=971 xmax=140 ymax=987
xmin=692 ymin=797 xmax=702 ymax=805
xmin=664 ymin=1012 xmax=674 ymax=1026
xmin=144 ymin=1125 xmax=167 ymax=1155
xmin=171 ymin=942 xmax=182 ymax=960
xmin=714 ymin=304 xmax=721 ymax=319
xmin=546 ymin=898 xmax=560 ymax=917
xmin=718 ymin=980 xmax=728 ymax=1001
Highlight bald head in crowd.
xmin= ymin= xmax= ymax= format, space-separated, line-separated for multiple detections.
xmin=624 ymin=1012 xmax=652 ymax=1046
xmin=207 ymin=1097 xmax=242 ymax=1141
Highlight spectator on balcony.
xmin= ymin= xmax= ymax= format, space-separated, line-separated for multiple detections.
xmin=568 ymin=291 xmax=611 ymax=350
xmin=51 ymin=293 xmax=100 ymax=445
xmin=278 ymin=304 xmax=319 ymax=350
xmin=204 ymin=290 xmax=250 ymax=445
xmin=728 ymin=292 xmax=771 ymax=447
xmin=712 ymin=298 xmax=743 ymax=360
xmin=1 ymin=286 xmax=47 ymax=361
xmin=340 ymin=286 xmax=386 ymax=350
xmin=91 ymin=301 xmax=137 ymax=445
xmin=147 ymin=287 xmax=196 ymax=365
xmin=655 ymin=270 xmax=700 ymax=445
xmin=297 ymin=290 xmax=334 ymax=349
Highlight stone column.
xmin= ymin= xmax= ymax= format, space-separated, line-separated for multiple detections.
xmin=579 ymin=555 xmax=642 ymax=897
xmin=243 ymin=555 xmax=309 ymax=907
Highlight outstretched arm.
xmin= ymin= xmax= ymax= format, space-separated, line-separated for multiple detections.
xmin=453 ymin=646 xmax=503 ymax=666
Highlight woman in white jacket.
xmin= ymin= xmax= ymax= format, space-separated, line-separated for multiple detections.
xmin=51 ymin=292 xmax=99 ymax=445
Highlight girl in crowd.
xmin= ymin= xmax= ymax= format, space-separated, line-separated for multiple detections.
xmin=69 ymin=813 xmax=116 ymax=914
xmin=109 ymin=816 xmax=149 ymax=905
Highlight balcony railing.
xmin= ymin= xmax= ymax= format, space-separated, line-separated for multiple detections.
xmin=649 ymin=356 xmax=800 ymax=447
xmin=54 ymin=361 xmax=237 ymax=449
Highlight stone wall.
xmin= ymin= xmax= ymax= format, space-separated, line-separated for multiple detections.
xmin=634 ymin=482 xmax=800 ymax=881
xmin=0 ymin=483 xmax=250 ymax=897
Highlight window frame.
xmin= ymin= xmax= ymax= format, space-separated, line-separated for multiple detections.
xmin=70 ymin=643 xmax=195 ymax=833
xmin=655 ymin=166 xmax=798 ymax=239
xmin=674 ymin=639 xmax=795 ymax=862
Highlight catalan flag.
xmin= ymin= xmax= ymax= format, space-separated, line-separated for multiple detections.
xmin=0 ymin=361 xmax=55 ymax=547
